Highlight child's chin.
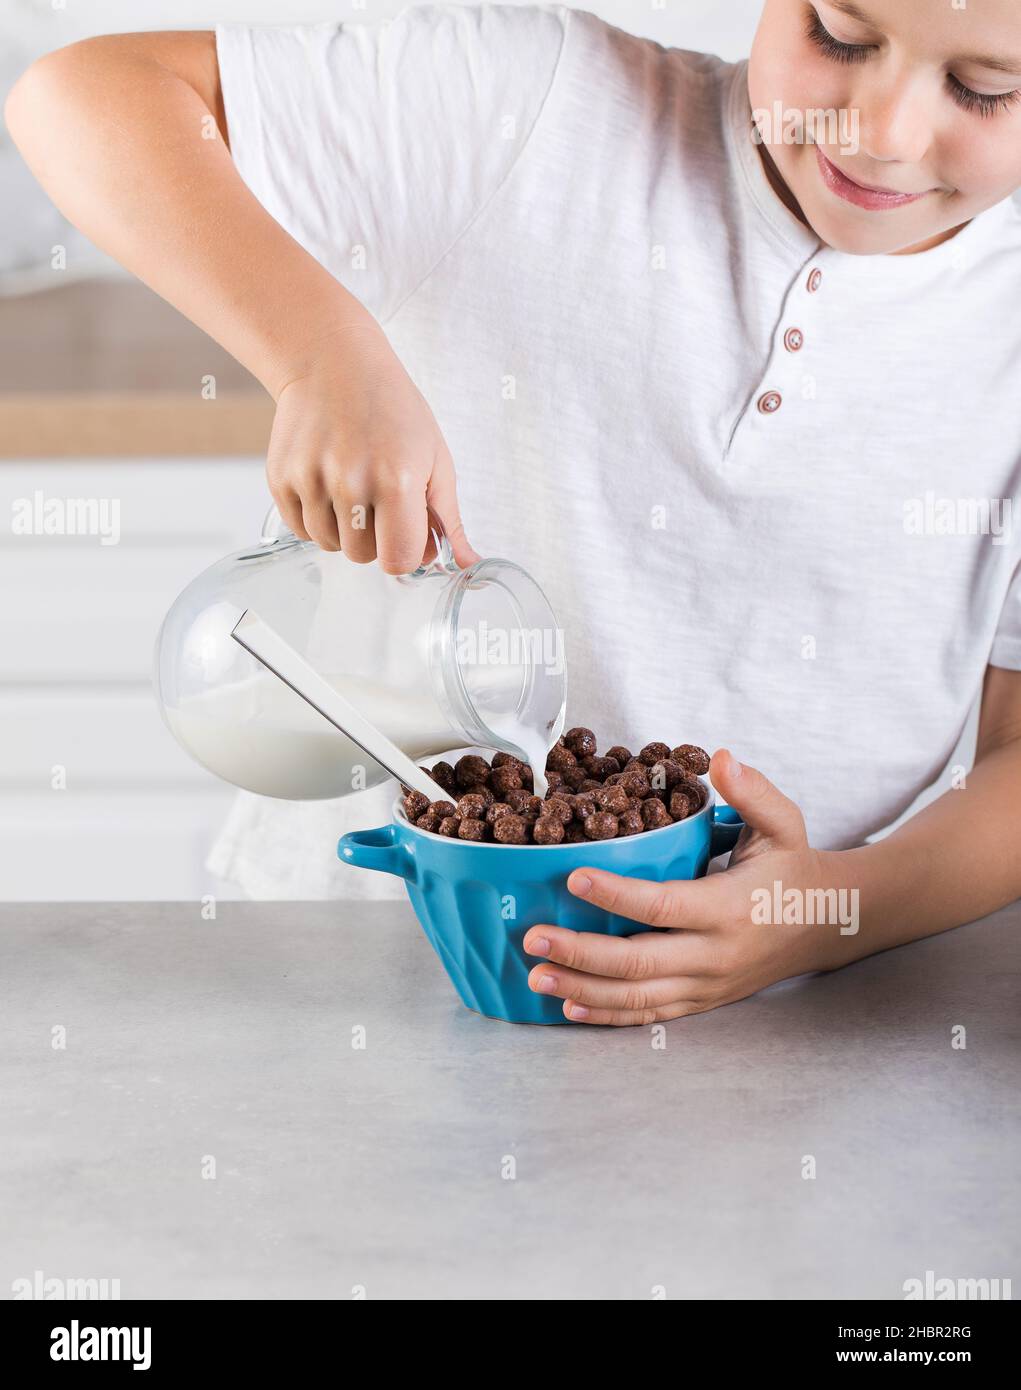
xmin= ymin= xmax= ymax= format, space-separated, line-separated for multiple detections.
xmin=800 ymin=200 xmax=934 ymax=257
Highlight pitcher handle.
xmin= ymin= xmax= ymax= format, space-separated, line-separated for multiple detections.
xmin=399 ymin=504 xmax=462 ymax=578
xmin=263 ymin=500 xmax=459 ymax=576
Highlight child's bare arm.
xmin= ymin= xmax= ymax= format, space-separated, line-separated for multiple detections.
xmin=838 ymin=664 xmax=1021 ymax=950
xmin=5 ymin=33 xmax=477 ymax=568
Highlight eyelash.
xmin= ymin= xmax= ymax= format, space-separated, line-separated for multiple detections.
xmin=805 ymin=10 xmax=1021 ymax=118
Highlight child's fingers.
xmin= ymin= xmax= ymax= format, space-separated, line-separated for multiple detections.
xmin=296 ymin=485 xmax=342 ymax=552
xmin=271 ymin=485 xmax=311 ymax=542
xmin=325 ymin=472 xmax=377 ymax=564
xmin=709 ymin=749 xmax=806 ymax=848
xmin=427 ymin=452 xmax=481 ymax=568
xmin=528 ymin=960 xmax=703 ymax=1013
xmin=565 ymin=865 xmax=732 ymax=931
xmin=523 ymin=923 xmax=706 ymax=978
xmin=328 ymin=498 xmax=375 ymax=564
xmin=561 ymin=997 xmax=705 ymax=1027
xmin=372 ymin=484 xmax=430 ymax=575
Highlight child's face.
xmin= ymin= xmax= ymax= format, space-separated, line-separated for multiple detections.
xmin=749 ymin=0 xmax=1021 ymax=254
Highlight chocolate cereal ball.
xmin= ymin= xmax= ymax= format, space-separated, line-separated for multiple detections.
xmin=491 ymin=761 xmax=522 ymax=795
xmin=640 ymin=799 xmax=671 ymax=830
xmin=647 ymin=759 xmax=685 ymax=791
xmin=543 ymin=796 xmax=574 ymax=826
xmin=533 ymin=815 xmax=565 ymax=845
xmin=430 ymin=761 xmax=457 ymax=795
xmin=620 ymin=767 xmax=651 ymax=798
xmin=455 ymin=792 xmax=488 ymax=821
xmin=403 ymin=790 xmax=430 ymax=820
xmin=490 ymin=764 xmax=524 ymax=797
xmin=546 ymin=743 xmax=578 ymax=773
xmin=679 ymin=773 xmax=709 ymax=809
xmin=595 ymin=784 xmax=629 ymax=815
xmin=455 ymin=754 xmax=491 ymax=788
xmin=638 ymin=742 xmax=671 ymax=766
xmin=563 ymin=726 xmax=598 ymax=759
xmin=584 ymin=811 xmax=619 ymax=841
xmin=671 ymin=744 xmax=711 ymax=775
xmin=493 ymin=814 xmax=529 ymax=845
xmin=466 ymin=783 xmax=495 ymax=808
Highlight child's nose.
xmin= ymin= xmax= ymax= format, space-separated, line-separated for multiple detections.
xmin=855 ymin=73 xmax=935 ymax=170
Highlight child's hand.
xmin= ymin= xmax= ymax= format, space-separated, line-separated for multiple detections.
xmin=525 ymin=750 xmax=847 ymax=1025
xmin=266 ymin=321 xmax=480 ymax=572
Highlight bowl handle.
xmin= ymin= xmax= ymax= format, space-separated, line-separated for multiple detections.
xmin=338 ymin=824 xmax=415 ymax=880
xmin=710 ymin=804 xmax=745 ymax=857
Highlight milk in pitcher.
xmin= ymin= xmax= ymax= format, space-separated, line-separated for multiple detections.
xmin=167 ymin=668 xmax=554 ymax=800
xmin=166 ymin=671 xmax=456 ymax=800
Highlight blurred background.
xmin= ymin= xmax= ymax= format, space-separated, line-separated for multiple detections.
xmin=0 ymin=1 xmax=969 ymax=900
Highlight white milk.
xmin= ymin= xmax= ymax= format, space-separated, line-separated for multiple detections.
xmin=490 ymin=719 xmax=551 ymax=798
xmin=167 ymin=670 xmax=555 ymax=800
xmin=167 ymin=672 xmax=455 ymax=801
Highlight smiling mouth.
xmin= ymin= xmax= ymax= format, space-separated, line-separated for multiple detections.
xmin=815 ymin=146 xmax=937 ymax=209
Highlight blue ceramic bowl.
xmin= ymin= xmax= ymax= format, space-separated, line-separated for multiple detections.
xmin=338 ymin=786 xmax=744 ymax=1025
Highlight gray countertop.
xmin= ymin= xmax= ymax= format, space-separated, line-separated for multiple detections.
xmin=1 ymin=899 xmax=1018 ymax=1300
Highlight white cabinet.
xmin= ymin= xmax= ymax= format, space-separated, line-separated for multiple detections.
xmin=0 ymin=459 xmax=268 ymax=899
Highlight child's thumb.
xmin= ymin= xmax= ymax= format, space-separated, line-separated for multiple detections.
xmin=443 ymin=511 xmax=481 ymax=569
xmin=427 ymin=474 xmax=481 ymax=568
xmin=709 ymin=748 xmax=807 ymax=847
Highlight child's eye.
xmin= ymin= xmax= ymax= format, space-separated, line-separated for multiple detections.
xmin=807 ymin=8 xmax=1021 ymax=119
xmin=946 ymin=75 xmax=1021 ymax=119
xmin=805 ymin=10 xmax=875 ymax=65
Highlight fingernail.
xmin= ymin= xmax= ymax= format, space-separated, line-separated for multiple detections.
xmin=729 ymin=754 xmax=743 ymax=778
xmin=568 ymin=1003 xmax=589 ymax=1020
xmin=536 ymin=973 xmax=557 ymax=993
xmin=527 ymin=936 xmax=551 ymax=957
xmin=570 ymin=873 xmax=592 ymax=896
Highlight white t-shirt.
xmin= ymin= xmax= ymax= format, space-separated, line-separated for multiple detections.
xmin=208 ymin=2 xmax=1021 ymax=900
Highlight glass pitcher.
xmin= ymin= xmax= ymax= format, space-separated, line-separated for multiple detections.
xmin=153 ymin=505 xmax=566 ymax=800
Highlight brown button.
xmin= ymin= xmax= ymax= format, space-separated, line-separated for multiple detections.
xmin=757 ymin=390 xmax=782 ymax=415
xmin=783 ymin=327 xmax=804 ymax=352
xmin=807 ymin=268 xmax=823 ymax=293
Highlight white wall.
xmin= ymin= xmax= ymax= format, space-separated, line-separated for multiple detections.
xmin=0 ymin=458 xmax=270 ymax=900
